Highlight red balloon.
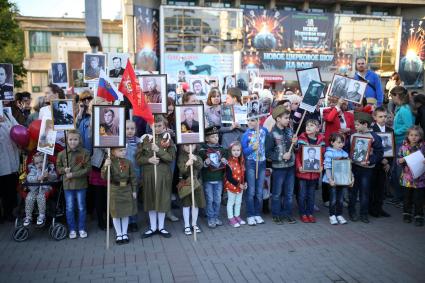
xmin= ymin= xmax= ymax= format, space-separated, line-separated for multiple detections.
xmin=10 ymin=125 xmax=30 ymax=148
xmin=28 ymin=120 xmax=42 ymax=141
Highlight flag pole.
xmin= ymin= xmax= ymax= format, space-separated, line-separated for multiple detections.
xmin=106 ymin=148 xmax=111 ymax=250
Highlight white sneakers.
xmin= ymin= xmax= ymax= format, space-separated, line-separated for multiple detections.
xmin=69 ymin=230 xmax=88 ymax=239
xmin=254 ymin=216 xmax=265 ymax=224
xmin=330 ymin=215 xmax=348 ymax=225
xmin=337 ymin=216 xmax=347 ymax=224
xmin=247 ymin=217 xmax=256 ymax=226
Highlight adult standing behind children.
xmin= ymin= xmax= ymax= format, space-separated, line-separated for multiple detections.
xmin=354 ymin=57 xmax=384 ymax=107
xmin=221 ymin=88 xmax=247 ymax=148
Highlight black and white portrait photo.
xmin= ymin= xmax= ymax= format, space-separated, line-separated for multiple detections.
xmin=377 ymin=132 xmax=395 ymax=157
xmin=51 ymin=62 xmax=68 ymax=85
xmin=302 ymin=145 xmax=321 ymax=172
xmin=51 ymin=99 xmax=75 ymax=131
xmin=138 ymin=74 xmax=167 ymax=114
xmin=84 ymin=53 xmax=106 ymax=82
xmin=300 ymin=80 xmax=325 ymax=113
xmin=329 ymin=74 xmax=367 ymax=105
xmin=107 ymin=53 xmax=129 ymax=79
xmin=222 ymin=75 xmax=235 ymax=94
xmin=208 ymin=150 xmax=226 ymax=170
xmin=93 ymin=105 xmax=126 ymax=148
xmin=189 ymin=77 xmax=208 ymax=101
xmin=177 ymin=70 xmax=186 ymax=82
xmin=175 ymin=104 xmax=205 ymax=145
xmin=0 ymin=63 xmax=14 ymax=101
xmin=332 ymin=159 xmax=352 ymax=186
xmin=236 ymin=72 xmax=249 ymax=91
xmin=220 ymin=104 xmax=234 ymax=124
xmin=247 ymin=98 xmax=271 ymax=119
xmin=72 ymin=69 xmax=88 ymax=88
xmin=296 ymin=67 xmax=323 ymax=97
xmin=251 ymin=77 xmax=264 ymax=92
xmin=351 ymin=136 xmax=372 ymax=163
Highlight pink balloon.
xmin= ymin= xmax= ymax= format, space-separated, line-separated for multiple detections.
xmin=10 ymin=125 xmax=30 ymax=148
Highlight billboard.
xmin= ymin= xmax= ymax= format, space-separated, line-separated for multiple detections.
xmin=399 ymin=19 xmax=425 ymax=89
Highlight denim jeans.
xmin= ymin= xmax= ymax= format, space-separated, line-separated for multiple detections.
xmin=349 ymin=165 xmax=372 ymax=217
xmin=227 ymin=191 xmax=243 ymax=219
xmin=298 ymin=179 xmax=317 ymax=216
xmin=246 ymin=160 xmax=266 ymax=218
xmin=203 ymin=181 xmax=223 ymax=221
xmin=64 ymin=189 xmax=87 ymax=232
xmin=329 ymin=186 xmax=345 ymax=216
xmin=271 ymin=166 xmax=295 ymax=217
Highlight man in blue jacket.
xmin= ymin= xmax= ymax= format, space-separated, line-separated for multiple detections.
xmin=354 ymin=57 xmax=384 ymax=107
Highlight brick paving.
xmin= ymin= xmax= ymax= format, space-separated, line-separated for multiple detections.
xmin=0 ymin=203 xmax=424 ymax=283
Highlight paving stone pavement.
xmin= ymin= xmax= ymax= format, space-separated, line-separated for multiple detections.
xmin=0 ymin=203 xmax=424 ymax=283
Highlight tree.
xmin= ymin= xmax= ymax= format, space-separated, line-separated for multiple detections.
xmin=0 ymin=0 xmax=26 ymax=88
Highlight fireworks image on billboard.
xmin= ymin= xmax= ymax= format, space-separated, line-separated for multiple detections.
xmin=399 ymin=19 xmax=425 ymax=88
xmin=244 ymin=9 xmax=290 ymax=50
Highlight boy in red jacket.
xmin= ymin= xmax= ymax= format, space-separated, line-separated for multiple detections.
xmin=295 ymin=119 xmax=325 ymax=223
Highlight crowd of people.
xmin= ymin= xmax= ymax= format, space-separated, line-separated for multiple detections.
xmin=0 ymin=58 xmax=424 ymax=246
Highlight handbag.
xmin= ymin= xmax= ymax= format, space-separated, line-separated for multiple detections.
xmin=177 ymin=177 xmax=200 ymax=199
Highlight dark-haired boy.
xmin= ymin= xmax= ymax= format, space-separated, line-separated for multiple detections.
xmin=370 ymin=107 xmax=392 ymax=217
xmin=349 ymin=111 xmax=383 ymax=223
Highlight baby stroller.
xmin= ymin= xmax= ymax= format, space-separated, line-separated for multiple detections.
xmin=12 ymin=153 xmax=68 ymax=242
xmin=12 ymin=180 xmax=68 ymax=242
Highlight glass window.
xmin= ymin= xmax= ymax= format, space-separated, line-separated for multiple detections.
xmin=29 ymin=31 xmax=51 ymax=55
xmin=167 ymin=0 xmax=196 ymax=6
xmin=205 ymin=0 xmax=231 ymax=8
xmin=31 ymin=72 xmax=48 ymax=92
xmin=102 ymin=33 xmax=123 ymax=53
xmin=334 ymin=15 xmax=401 ymax=76
xmin=240 ymin=4 xmax=265 ymax=9
xmin=163 ymin=7 xmax=243 ymax=53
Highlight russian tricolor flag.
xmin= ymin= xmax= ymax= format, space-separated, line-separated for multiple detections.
xmin=97 ymin=70 xmax=123 ymax=102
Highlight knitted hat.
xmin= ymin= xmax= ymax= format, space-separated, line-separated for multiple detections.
xmin=354 ymin=110 xmax=373 ymax=124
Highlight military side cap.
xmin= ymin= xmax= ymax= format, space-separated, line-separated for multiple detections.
xmin=272 ymin=105 xmax=287 ymax=120
xmin=354 ymin=110 xmax=373 ymax=124
xmin=205 ymin=126 xmax=220 ymax=137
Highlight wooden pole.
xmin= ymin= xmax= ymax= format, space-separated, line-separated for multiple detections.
xmin=189 ymin=145 xmax=197 ymax=242
xmin=152 ymin=117 xmax=157 ymax=186
xmin=64 ymin=130 xmax=69 ymax=167
xmin=106 ymin=148 xmax=111 ymax=250
xmin=41 ymin=153 xmax=47 ymax=178
xmin=288 ymin=111 xmax=306 ymax=153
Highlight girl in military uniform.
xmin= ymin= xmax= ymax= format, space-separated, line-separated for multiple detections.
xmin=177 ymin=144 xmax=206 ymax=235
xmin=102 ymin=147 xmax=137 ymax=244
xmin=136 ymin=115 xmax=176 ymax=238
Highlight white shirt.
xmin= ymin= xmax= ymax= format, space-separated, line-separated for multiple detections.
xmin=377 ymin=124 xmax=386 ymax=132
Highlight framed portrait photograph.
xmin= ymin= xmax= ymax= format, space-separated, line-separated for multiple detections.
xmin=175 ymin=104 xmax=205 ymax=145
xmin=84 ymin=53 xmax=106 ymax=82
xmin=247 ymin=68 xmax=259 ymax=82
xmin=233 ymin=105 xmax=248 ymax=125
xmin=138 ymin=74 xmax=167 ymax=114
xmin=351 ymin=136 xmax=372 ymax=163
xmin=0 ymin=63 xmax=14 ymax=101
xmin=377 ymin=132 xmax=395 ymax=158
xmin=299 ymin=80 xmax=326 ymax=113
xmin=296 ymin=67 xmax=323 ymax=97
xmin=177 ymin=70 xmax=186 ymax=83
xmin=72 ymin=69 xmax=88 ymax=88
xmin=302 ymin=145 xmax=322 ymax=173
xmin=222 ymin=75 xmax=235 ymax=94
xmin=51 ymin=99 xmax=75 ymax=131
xmin=208 ymin=150 xmax=226 ymax=171
xmin=236 ymin=72 xmax=249 ymax=91
xmin=51 ymin=62 xmax=68 ymax=86
xmin=329 ymin=74 xmax=367 ymax=105
xmin=251 ymin=77 xmax=264 ymax=93
xmin=92 ymin=105 xmax=126 ymax=148
xmin=107 ymin=53 xmax=129 ymax=81
xmin=247 ymin=98 xmax=271 ymax=119
xmin=189 ymin=77 xmax=208 ymax=102
xmin=221 ymin=104 xmax=234 ymax=124
xmin=37 ymin=117 xmax=57 ymax=156
xmin=332 ymin=159 xmax=352 ymax=186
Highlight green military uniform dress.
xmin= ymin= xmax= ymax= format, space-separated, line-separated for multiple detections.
xmin=101 ymin=157 xmax=137 ymax=218
xmin=56 ymin=146 xmax=91 ymax=190
xmin=177 ymin=151 xmax=206 ymax=208
xmin=136 ymin=135 xmax=176 ymax=212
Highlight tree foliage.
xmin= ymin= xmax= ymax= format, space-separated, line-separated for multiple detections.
xmin=0 ymin=0 xmax=26 ymax=87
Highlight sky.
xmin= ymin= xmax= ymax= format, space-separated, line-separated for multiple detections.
xmin=12 ymin=0 xmax=122 ymax=20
